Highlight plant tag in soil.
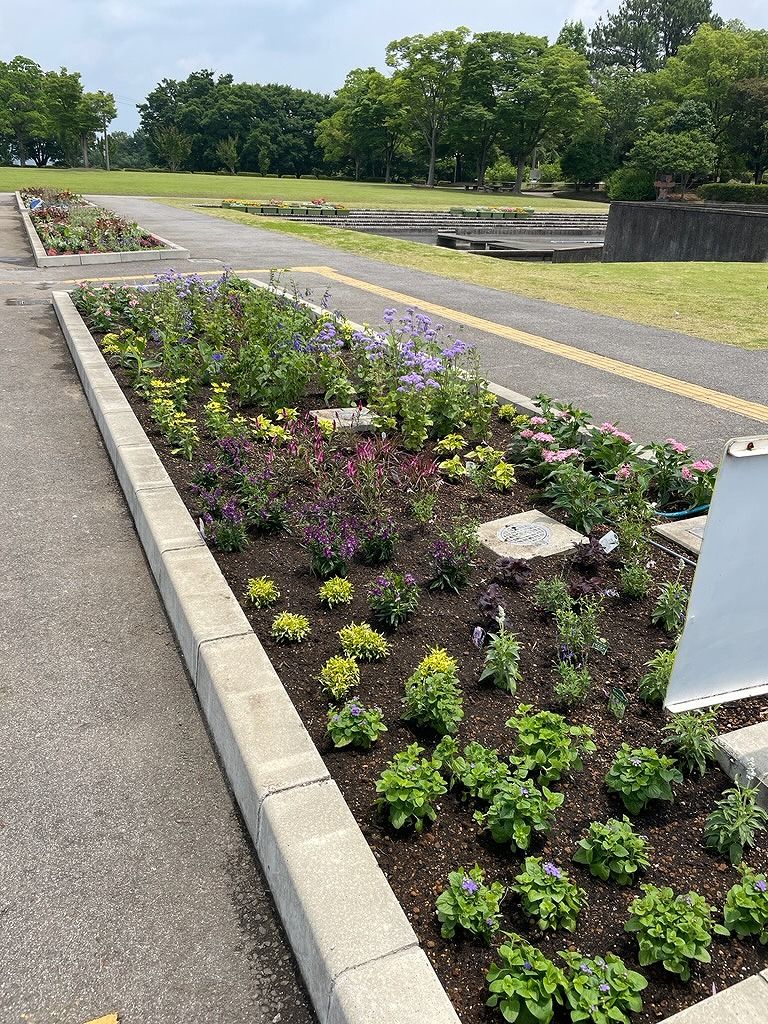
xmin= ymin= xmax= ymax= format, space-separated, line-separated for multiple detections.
xmin=609 ymin=686 xmax=629 ymax=720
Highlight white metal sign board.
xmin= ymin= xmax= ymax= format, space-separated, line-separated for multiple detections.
xmin=665 ymin=435 xmax=768 ymax=712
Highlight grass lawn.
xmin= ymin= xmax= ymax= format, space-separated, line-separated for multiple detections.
xmin=169 ymin=202 xmax=768 ymax=350
xmin=0 ymin=167 xmax=606 ymax=211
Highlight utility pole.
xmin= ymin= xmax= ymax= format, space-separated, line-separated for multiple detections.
xmin=103 ymin=114 xmax=110 ymax=171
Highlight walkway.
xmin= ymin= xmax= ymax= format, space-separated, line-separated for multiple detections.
xmin=0 ymin=196 xmax=315 ymax=1023
xmin=87 ymin=196 xmax=768 ymax=459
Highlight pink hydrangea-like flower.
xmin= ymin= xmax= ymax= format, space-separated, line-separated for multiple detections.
xmin=532 ymin=431 xmax=555 ymax=443
xmin=681 ymin=466 xmax=694 ymax=482
xmin=614 ymin=430 xmax=633 ymax=444
xmin=542 ymin=448 xmax=580 ymax=463
xmin=530 ymin=416 xmax=548 ymax=425
xmin=690 ymin=459 xmax=715 ymax=472
xmin=599 ymin=422 xmax=618 ymax=434
xmin=616 ymin=463 xmax=633 ymax=480
xmin=519 ymin=428 xmax=534 ymax=439
xmin=665 ymin=438 xmax=688 ymax=454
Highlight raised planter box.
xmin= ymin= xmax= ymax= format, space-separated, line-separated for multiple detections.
xmin=15 ymin=191 xmax=189 ymax=268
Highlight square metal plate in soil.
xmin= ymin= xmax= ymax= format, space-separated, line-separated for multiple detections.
xmin=478 ymin=510 xmax=585 ymax=560
xmin=653 ymin=515 xmax=706 ymax=555
xmin=310 ymin=407 xmax=375 ymax=432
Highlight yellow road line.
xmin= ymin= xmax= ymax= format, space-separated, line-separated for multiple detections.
xmin=0 ymin=266 xmax=321 ymax=285
xmin=311 ymin=266 xmax=768 ymax=424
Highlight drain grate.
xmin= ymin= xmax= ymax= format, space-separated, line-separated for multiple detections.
xmin=5 ymin=297 xmax=51 ymax=306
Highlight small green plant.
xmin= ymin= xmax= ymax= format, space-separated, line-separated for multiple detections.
xmin=558 ymin=951 xmax=647 ymax=1024
xmin=411 ymin=490 xmax=437 ymax=524
xmin=496 ymin=404 xmax=522 ymax=422
xmin=572 ymin=817 xmax=651 ymax=885
xmin=446 ymin=741 xmax=511 ymax=802
xmin=662 ymin=708 xmax=719 ymax=776
xmin=368 ymin=571 xmax=420 ymax=627
xmin=543 ymin=461 xmax=610 ymax=534
xmin=723 ymin=864 xmax=768 ymax=944
xmin=427 ymin=518 xmax=478 ymax=592
xmin=619 ymin=559 xmax=654 ymax=599
xmin=506 ymin=704 xmax=596 ymax=784
xmin=435 ymin=865 xmax=505 ymax=942
xmin=605 ymin=744 xmax=683 ymax=815
xmin=435 ymin=432 xmax=466 ymax=454
xmin=485 ymin=935 xmax=566 ymax=1024
xmin=479 ymin=613 xmax=522 ymax=693
xmin=651 ymin=574 xmax=688 ymax=634
xmin=553 ymin=661 xmax=592 ymax=707
xmin=513 ymin=857 xmax=586 ymax=932
xmin=704 ymin=783 xmax=768 ymax=865
xmin=243 ymin=576 xmax=280 ymax=608
xmin=270 ymin=611 xmax=311 ymax=643
xmin=326 ymin=700 xmax=387 ymax=749
xmin=625 ymin=884 xmax=727 ymax=980
xmin=403 ymin=648 xmax=464 ymax=735
xmin=318 ymin=655 xmax=360 ymax=701
xmin=375 ymin=743 xmax=447 ymax=832
xmin=638 ymin=648 xmax=675 ymax=704
xmin=535 ymin=577 xmax=571 ymax=616
xmin=555 ymin=598 xmax=606 ymax=659
xmin=337 ymin=622 xmax=390 ymax=661
xmin=475 ymin=775 xmax=564 ymax=851
xmin=318 ymin=576 xmax=354 ymax=608
xmin=489 ymin=460 xmax=516 ymax=492
xmin=438 ymin=455 xmax=466 ymax=481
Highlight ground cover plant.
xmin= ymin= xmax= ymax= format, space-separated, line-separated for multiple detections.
xmin=20 ymin=187 xmax=164 ymax=255
xmin=72 ymin=271 xmax=768 ymax=1024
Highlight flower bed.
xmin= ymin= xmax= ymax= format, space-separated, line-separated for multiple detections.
xmin=20 ymin=188 xmax=164 ymax=255
xmin=450 ymin=206 xmax=537 ymax=219
xmin=71 ymin=272 xmax=768 ymax=1024
xmin=221 ymin=197 xmax=349 ymax=216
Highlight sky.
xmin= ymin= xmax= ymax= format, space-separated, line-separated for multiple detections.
xmin=2 ymin=0 xmax=767 ymax=132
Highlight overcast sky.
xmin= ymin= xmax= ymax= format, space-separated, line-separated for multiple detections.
xmin=2 ymin=0 xmax=767 ymax=131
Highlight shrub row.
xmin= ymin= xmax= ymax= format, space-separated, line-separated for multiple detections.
xmin=697 ymin=183 xmax=768 ymax=204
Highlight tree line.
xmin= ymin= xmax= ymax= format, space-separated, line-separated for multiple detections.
xmin=2 ymin=0 xmax=767 ymax=189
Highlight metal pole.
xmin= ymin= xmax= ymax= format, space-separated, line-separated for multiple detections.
xmin=103 ymin=116 xmax=110 ymax=171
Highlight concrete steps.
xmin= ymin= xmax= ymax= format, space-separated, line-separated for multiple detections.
xmin=278 ymin=210 xmax=609 ymax=237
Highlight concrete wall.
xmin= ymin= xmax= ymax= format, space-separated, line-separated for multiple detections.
xmin=602 ymin=202 xmax=768 ymax=263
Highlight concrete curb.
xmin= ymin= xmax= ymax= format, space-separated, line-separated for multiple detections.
xmin=716 ymin=722 xmax=768 ymax=806
xmin=52 ymin=289 xmax=461 ymax=1024
xmin=15 ymin=192 xmax=189 ymax=267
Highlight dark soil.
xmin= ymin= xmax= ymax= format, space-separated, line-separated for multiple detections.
xmin=105 ymin=355 xmax=768 ymax=1024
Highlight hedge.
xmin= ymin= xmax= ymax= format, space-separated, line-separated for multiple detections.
xmin=697 ymin=183 xmax=768 ymax=204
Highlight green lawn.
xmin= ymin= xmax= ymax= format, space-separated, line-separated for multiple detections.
xmin=0 ymin=167 xmax=606 ymax=211
xmin=171 ymin=202 xmax=768 ymax=350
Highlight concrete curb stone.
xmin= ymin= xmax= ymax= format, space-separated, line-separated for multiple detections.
xmin=716 ymin=722 xmax=768 ymax=806
xmin=51 ymin=288 xmax=462 ymax=1024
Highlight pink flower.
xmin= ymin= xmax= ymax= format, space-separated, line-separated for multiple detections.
xmin=690 ymin=459 xmax=715 ymax=472
xmin=665 ymin=438 xmax=688 ymax=454
xmin=532 ymin=432 xmax=555 ymax=443
xmin=530 ymin=416 xmax=548 ymax=426
xmin=599 ymin=422 xmax=618 ymax=435
xmin=681 ymin=466 xmax=694 ymax=482
xmin=519 ymin=429 xmax=534 ymax=439
xmin=614 ymin=430 xmax=633 ymax=444
xmin=542 ymin=448 xmax=580 ymax=463
xmin=616 ymin=463 xmax=633 ymax=480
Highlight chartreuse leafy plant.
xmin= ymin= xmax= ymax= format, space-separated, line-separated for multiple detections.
xmin=403 ymin=648 xmax=464 ymax=735
xmin=318 ymin=656 xmax=360 ymax=701
xmin=605 ymin=744 xmax=683 ymax=815
xmin=506 ymin=704 xmax=595 ymax=784
xmin=662 ymin=708 xmax=719 ymax=776
xmin=485 ymin=934 xmax=566 ymax=1024
xmin=326 ymin=700 xmax=387 ymax=749
xmin=338 ymin=622 xmax=390 ymax=661
xmin=723 ymin=865 xmax=768 ymax=944
xmin=270 ymin=611 xmax=311 ymax=643
xmin=704 ymin=782 xmax=768 ymax=865
xmin=435 ymin=864 xmax=505 ymax=942
xmin=625 ymin=884 xmax=727 ymax=980
xmin=375 ymin=743 xmax=447 ymax=832
xmin=479 ymin=614 xmax=522 ymax=694
xmin=572 ymin=817 xmax=651 ymax=885
xmin=475 ymin=775 xmax=564 ymax=851
xmin=638 ymin=648 xmax=675 ymax=705
xmin=318 ymin=576 xmax=354 ymax=608
xmin=558 ymin=951 xmax=647 ymax=1024
xmin=513 ymin=857 xmax=586 ymax=932
xmin=243 ymin=576 xmax=279 ymax=608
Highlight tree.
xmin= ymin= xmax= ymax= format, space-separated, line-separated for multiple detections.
xmin=386 ymin=28 xmax=469 ymax=186
xmin=557 ymin=20 xmax=588 ymax=55
xmin=589 ymin=0 xmax=718 ymax=73
xmin=596 ymin=68 xmax=653 ymax=165
xmin=215 ymin=135 xmax=239 ymax=174
xmin=726 ymin=79 xmax=768 ymax=182
xmin=631 ymin=128 xmax=716 ymax=192
xmin=152 ymin=125 xmax=192 ymax=171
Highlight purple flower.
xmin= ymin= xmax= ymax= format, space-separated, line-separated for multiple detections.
xmin=580 ymin=963 xmax=594 ymax=975
xmin=519 ymin=785 xmax=529 ymax=797
xmin=211 ymin=352 xmax=224 ymax=362
xmin=472 ymin=625 xmax=485 ymax=649
xmin=755 ymin=880 xmax=767 ymax=893
xmin=383 ymin=307 xmax=397 ymax=324
xmin=349 ymin=704 xmax=362 ymax=718
xmin=599 ymin=984 xmax=610 ymax=993
xmin=461 ymin=877 xmax=479 ymax=894
xmin=543 ymin=862 xmax=561 ymax=878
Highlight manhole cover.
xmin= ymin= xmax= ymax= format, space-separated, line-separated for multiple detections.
xmin=5 ymin=297 xmax=50 ymax=306
xmin=497 ymin=522 xmax=551 ymax=547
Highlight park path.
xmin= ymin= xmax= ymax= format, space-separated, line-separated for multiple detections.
xmin=0 ymin=196 xmax=315 ymax=1023
xmin=88 ymin=195 xmax=768 ymax=459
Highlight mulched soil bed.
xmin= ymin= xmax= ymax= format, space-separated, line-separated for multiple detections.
xmin=105 ymin=356 xmax=768 ymax=1024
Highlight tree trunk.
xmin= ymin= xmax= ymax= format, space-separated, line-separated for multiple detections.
xmin=81 ymin=135 xmax=90 ymax=168
xmin=427 ymin=128 xmax=437 ymax=187
xmin=514 ymin=157 xmax=526 ymax=195
xmin=354 ymin=157 xmax=360 ymax=181
xmin=384 ymin=153 xmax=392 ymax=184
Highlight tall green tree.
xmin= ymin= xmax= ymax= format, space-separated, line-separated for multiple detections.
xmin=726 ymin=78 xmax=768 ymax=182
xmin=557 ymin=20 xmax=589 ymax=55
xmin=152 ymin=125 xmax=192 ymax=171
xmin=386 ymin=28 xmax=469 ymax=186
xmin=590 ymin=0 xmax=718 ymax=73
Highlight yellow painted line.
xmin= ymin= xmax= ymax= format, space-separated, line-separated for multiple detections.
xmin=83 ymin=1014 xmax=119 ymax=1024
xmin=0 ymin=265 xmax=323 ymax=285
xmin=311 ymin=266 xmax=768 ymax=424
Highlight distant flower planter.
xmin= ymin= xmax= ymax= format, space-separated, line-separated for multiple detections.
xmin=261 ymin=205 xmax=280 ymax=215
xmin=306 ymin=206 xmax=323 ymax=217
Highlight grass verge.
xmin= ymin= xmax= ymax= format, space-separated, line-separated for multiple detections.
xmin=0 ymin=167 xmax=606 ymax=210
xmin=169 ymin=202 xmax=768 ymax=350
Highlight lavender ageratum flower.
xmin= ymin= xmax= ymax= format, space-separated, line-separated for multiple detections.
xmin=599 ymin=984 xmax=610 ymax=993
xmin=519 ymin=785 xmax=529 ymax=797
xmin=755 ymin=880 xmax=767 ymax=893
xmin=382 ymin=307 xmax=397 ymax=324
xmin=211 ymin=352 xmax=224 ymax=362
xmin=461 ymin=877 xmax=479 ymax=895
xmin=580 ymin=963 xmax=594 ymax=975
xmin=630 ymin=757 xmax=642 ymax=767
xmin=349 ymin=704 xmax=362 ymax=718
xmin=543 ymin=862 xmax=561 ymax=878
xmin=522 ymin=961 xmax=532 ymax=971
